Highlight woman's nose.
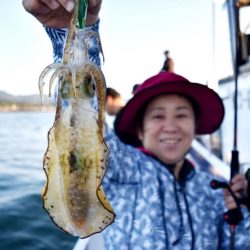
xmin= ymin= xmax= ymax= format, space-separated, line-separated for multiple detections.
xmin=162 ymin=117 xmax=177 ymax=132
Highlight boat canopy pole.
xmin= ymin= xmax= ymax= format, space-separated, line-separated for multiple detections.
xmin=226 ymin=0 xmax=243 ymax=249
xmin=211 ymin=2 xmax=243 ymax=250
xmin=227 ymin=0 xmax=240 ymax=178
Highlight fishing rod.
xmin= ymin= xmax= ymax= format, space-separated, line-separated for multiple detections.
xmin=224 ymin=0 xmax=242 ymax=247
xmin=228 ymin=0 xmax=239 ymax=178
xmin=210 ymin=0 xmax=244 ymax=249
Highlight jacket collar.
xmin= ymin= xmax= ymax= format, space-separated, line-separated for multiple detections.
xmin=137 ymin=147 xmax=195 ymax=184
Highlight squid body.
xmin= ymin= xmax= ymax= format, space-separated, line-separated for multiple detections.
xmin=39 ymin=0 xmax=115 ymax=238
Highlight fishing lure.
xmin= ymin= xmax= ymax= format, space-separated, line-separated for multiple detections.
xmin=39 ymin=0 xmax=115 ymax=238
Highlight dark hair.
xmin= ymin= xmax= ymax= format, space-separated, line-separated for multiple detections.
xmin=132 ymin=84 xmax=139 ymax=94
xmin=106 ymin=87 xmax=121 ymax=99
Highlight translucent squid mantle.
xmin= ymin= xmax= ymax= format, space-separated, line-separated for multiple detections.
xmin=39 ymin=0 xmax=115 ymax=238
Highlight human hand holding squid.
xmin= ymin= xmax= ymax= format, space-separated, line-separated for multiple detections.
xmin=22 ymin=0 xmax=102 ymax=28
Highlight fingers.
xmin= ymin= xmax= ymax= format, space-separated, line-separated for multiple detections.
xmin=22 ymin=0 xmax=74 ymax=14
xmin=22 ymin=0 xmax=49 ymax=15
xmin=57 ymin=0 xmax=75 ymax=12
xmin=224 ymin=191 xmax=238 ymax=210
xmin=88 ymin=0 xmax=102 ymax=14
xmin=42 ymin=0 xmax=74 ymax=12
xmin=43 ymin=0 xmax=60 ymax=10
xmin=230 ymin=174 xmax=247 ymax=194
xmin=22 ymin=0 xmax=101 ymax=27
xmin=224 ymin=174 xmax=248 ymax=210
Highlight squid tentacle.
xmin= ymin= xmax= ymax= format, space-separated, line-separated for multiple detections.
xmin=49 ymin=66 xmax=71 ymax=97
xmin=38 ymin=63 xmax=62 ymax=105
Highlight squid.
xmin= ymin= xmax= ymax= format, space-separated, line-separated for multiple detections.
xmin=39 ymin=0 xmax=115 ymax=238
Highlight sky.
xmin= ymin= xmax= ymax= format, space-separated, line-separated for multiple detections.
xmin=0 ymin=0 xmax=234 ymax=99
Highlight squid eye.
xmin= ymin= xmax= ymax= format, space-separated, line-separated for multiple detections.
xmin=83 ymin=74 xmax=95 ymax=97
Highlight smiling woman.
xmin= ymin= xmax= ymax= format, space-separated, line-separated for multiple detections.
xmin=114 ymin=71 xmax=224 ymax=173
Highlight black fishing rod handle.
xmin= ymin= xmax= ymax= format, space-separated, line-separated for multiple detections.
xmin=210 ymin=179 xmax=243 ymax=225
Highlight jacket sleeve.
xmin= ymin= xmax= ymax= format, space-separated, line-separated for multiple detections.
xmin=104 ymin=125 xmax=141 ymax=184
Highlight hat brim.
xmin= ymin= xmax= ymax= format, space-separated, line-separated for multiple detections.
xmin=114 ymin=81 xmax=224 ymax=147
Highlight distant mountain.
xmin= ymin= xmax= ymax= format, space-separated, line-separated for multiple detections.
xmin=0 ymin=90 xmax=54 ymax=105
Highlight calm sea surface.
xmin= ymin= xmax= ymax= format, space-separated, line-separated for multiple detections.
xmin=0 ymin=112 xmax=77 ymax=250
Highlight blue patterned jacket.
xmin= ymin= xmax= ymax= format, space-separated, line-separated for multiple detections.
xmin=45 ymin=22 xmax=250 ymax=250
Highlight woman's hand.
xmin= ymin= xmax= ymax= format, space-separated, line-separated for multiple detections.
xmin=224 ymin=174 xmax=247 ymax=210
xmin=22 ymin=0 xmax=102 ymax=28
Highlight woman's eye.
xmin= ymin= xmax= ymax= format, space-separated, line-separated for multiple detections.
xmin=176 ymin=113 xmax=188 ymax=119
xmin=152 ymin=114 xmax=164 ymax=120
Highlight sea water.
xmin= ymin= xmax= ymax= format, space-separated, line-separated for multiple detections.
xmin=0 ymin=112 xmax=77 ymax=250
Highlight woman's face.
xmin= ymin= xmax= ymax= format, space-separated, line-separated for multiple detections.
xmin=138 ymin=94 xmax=196 ymax=165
